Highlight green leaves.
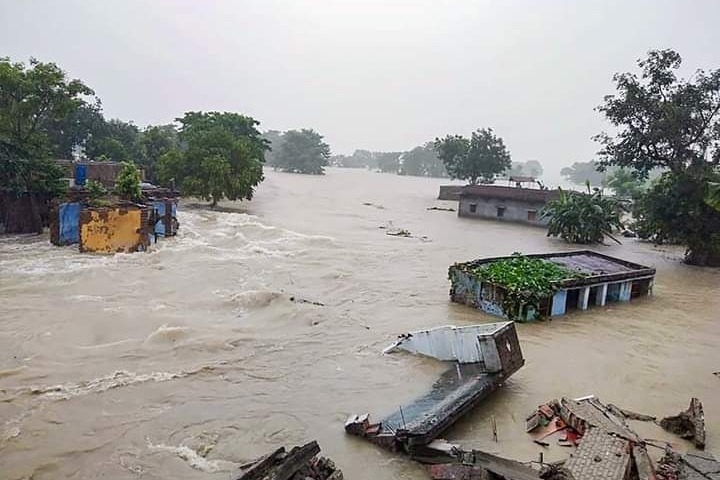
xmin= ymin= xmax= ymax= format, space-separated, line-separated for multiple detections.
xmin=435 ymin=128 xmax=511 ymax=185
xmin=159 ymin=111 xmax=267 ymax=206
xmin=274 ymin=129 xmax=330 ymax=175
xmin=542 ymin=188 xmax=625 ymax=244
xmin=466 ymin=254 xmax=584 ymax=321
xmin=114 ymin=162 xmax=142 ymax=202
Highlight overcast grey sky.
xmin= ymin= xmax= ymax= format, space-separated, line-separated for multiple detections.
xmin=1 ymin=0 xmax=718 ymax=181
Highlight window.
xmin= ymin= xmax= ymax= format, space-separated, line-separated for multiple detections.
xmin=496 ymin=206 xmax=505 ymax=218
xmin=469 ymin=203 xmax=477 ymax=213
xmin=527 ymin=210 xmax=537 ymax=222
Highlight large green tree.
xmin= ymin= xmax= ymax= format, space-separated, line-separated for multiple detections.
xmin=262 ymin=130 xmax=285 ymax=168
xmin=158 ymin=111 xmax=267 ymax=207
xmin=85 ymin=118 xmax=142 ymax=162
xmin=274 ymin=128 xmax=330 ymax=175
xmin=0 ymin=58 xmax=92 ymax=231
xmin=138 ymin=124 xmax=178 ymax=182
xmin=434 ymin=128 xmax=511 ymax=184
xmin=595 ymin=49 xmax=720 ymax=265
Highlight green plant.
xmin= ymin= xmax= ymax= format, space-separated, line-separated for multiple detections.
xmin=84 ymin=179 xmax=110 ymax=207
xmin=457 ymin=253 xmax=585 ymax=321
xmin=542 ymin=184 xmax=625 ymax=244
xmin=115 ymin=161 xmax=142 ymax=201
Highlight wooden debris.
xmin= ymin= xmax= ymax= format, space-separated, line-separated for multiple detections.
xmin=231 ymin=441 xmax=343 ymax=480
xmin=660 ymin=398 xmax=706 ymax=450
xmin=607 ymin=403 xmax=656 ymax=422
xmin=427 ymin=206 xmax=456 ymax=212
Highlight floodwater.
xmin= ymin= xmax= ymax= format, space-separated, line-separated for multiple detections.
xmin=1 ymin=167 xmax=719 ymax=479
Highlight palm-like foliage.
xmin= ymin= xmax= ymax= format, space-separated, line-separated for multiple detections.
xmin=542 ymin=184 xmax=625 ymax=244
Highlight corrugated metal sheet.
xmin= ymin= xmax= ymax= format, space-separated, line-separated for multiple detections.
xmin=79 ymin=206 xmax=149 ymax=254
xmin=384 ymin=322 xmax=514 ymax=371
xmin=58 ymin=202 xmax=81 ymax=245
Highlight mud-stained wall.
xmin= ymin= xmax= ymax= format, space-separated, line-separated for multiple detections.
xmin=79 ymin=207 xmax=148 ymax=253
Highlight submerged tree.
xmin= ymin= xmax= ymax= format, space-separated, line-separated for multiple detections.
xmin=274 ymin=128 xmax=330 ymax=174
xmin=399 ymin=143 xmax=446 ymax=177
xmin=375 ymin=151 xmax=402 ymax=173
xmin=595 ymin=49 xmax=720 ymax=265
xmin=542 ymin=185 xmax=625 ymax=244
xmin=158 ymin=111 xmax=267 ymax=207
xmin=434 ymin=128 xmax=511 ymax=184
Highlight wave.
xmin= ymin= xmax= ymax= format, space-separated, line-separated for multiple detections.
xmin=227 ymin=290 xmax=283 ymax=308
xmin=23 ymin=363 xmax=222 ymax=400
xmin=147 ymin=442 xmax=238 ymax=473
xmin=144 ymin=324 xmax=193 ymax=345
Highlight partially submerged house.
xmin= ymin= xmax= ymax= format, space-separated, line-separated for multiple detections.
xmin=449 ymin=251 xmax=656 ymax=321
xmin=458 ymin=184 xmax=559 ymax=226
xmin=79 ymin=203 xmax=151 ymax=253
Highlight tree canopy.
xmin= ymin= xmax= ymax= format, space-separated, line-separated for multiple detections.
xmin=505 ymin=160 xmax=543 ymax=179
xmin=434 ymin=128 xmax=511 ymax=184
xmin=158 ymin=111 xmax=267 ymax=207
xmin=273 ymin=128 xmax=330 ymax=175
xmin=595 ymin=49 xmax=720 ymax=265
xmin=399 ymin=143 xmax=447 ymax=177
xmin=560 ymin=161 xmax=608 ymax=186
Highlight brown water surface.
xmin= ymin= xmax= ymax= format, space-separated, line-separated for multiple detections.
xmin=1 ymin=168 xmax=719 ymax=479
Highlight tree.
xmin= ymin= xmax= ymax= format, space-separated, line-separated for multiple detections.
xmin=115 ymin=161 xmax=142 ymax=201
xmin=707 ymin=182 xmax=720 ymax=211
xmin=85 ymin=118 xmax=141 ymax=162
xmin=262 ymin=130 xmax=285 ymax=168
xmin=157 ymin=111 xmax=267 ymax=207
xmin=274 ymin=128 xmax=330 ymax=174
xmin=399 ymin=143 xmax=447 ymax=177
xmin=605 ymin=168 xmax=647 ymax=199
xmin=524 ymin=160 xmax=544 ymax=178
xmin=595 ymin=49 xmax=720 ymax=265
xmin=139 ymin=124 xmax=178 ymax=183
xmin=435 ymin=128 xmax=511 ymax=184
xmin=0 ymin=57 xmax=92 ymax=232
xmin=560 ymin=161 xmax=608 ymax=186
xmin=542 ymin=185 xmax=625 ymax=244
xmin=375 ymin=151 xmax=401 ymax=173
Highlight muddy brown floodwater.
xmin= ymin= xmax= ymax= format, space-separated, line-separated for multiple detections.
xmin=1 ymin=167 xmax=719 ymax=479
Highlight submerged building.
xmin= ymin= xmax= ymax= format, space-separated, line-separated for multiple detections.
xmin=449 ymin=251 xmax=656 ymax=321
xmin=457 ymin=184 xmax=559 ymax=226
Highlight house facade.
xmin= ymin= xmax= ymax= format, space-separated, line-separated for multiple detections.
xmin=457 ymin=185 xmax=559 ymax=226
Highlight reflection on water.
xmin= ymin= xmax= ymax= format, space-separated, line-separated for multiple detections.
xmin=1 ymin=168 xmax=719 ymax=479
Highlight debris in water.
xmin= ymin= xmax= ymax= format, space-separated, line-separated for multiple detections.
xmin=660 ymin=397 xmax=706 ymax=449
xmin=362 ymin=202 xmax=385 ymax=209
xmin=231 ymin=441 xmax=343 ymax=480
xmin=289 ymin=296 xmax=325 ymax=306
xmin=386 ymin=228 xmax=412 ymax=237
xmin=426 ymin=206 xmax=456 ymax=212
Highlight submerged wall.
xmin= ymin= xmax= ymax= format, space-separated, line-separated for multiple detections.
xmin=79 ymin=206 xmax=149 ymax=253
xmin=50 ymin=202 xmax=81 ymax=246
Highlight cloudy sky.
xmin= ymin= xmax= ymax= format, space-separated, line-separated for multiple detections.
xmin=1 ymin=0 xmax=718 ymax=181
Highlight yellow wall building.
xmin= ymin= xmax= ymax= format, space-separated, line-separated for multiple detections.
xmin=79 ymin=205 xmax=150 ymax=254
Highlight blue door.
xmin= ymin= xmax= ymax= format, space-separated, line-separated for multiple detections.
xmin=75 ymin=164 xmax=87 ymax=186
xmin=59 ymin=202 xmax=81 ymax=245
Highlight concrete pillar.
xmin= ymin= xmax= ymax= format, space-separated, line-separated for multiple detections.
xmin=579 ymin=287 xmax=590 ymax=310
xmin=596 ymin=284 xmax=608 ymax=307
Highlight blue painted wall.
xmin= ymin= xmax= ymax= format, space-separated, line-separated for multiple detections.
xmin=152 ymin=201 xmax=166 ymax=237
xmin=58 ymin=202 xmax=81 ymax=245
xmin=551 ymin=290 xmax=567 ymax=316
xmin=74 ymin=164 xmax=87 ymax=186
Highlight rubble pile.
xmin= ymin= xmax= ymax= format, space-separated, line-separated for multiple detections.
xmin=232 ymin=441 xmax=342 ymax=480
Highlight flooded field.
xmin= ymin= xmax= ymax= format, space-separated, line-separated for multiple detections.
xmin=1 ymin=167 xmax=719 ymax=479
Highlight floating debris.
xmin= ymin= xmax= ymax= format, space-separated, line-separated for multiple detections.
xmin=231 ymin=441 xmax=342 ymax=480
xmin=426 ymin=206 xmax=456 ymax=212
xmin=660 ymin=397 xmax=706 ymax=450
